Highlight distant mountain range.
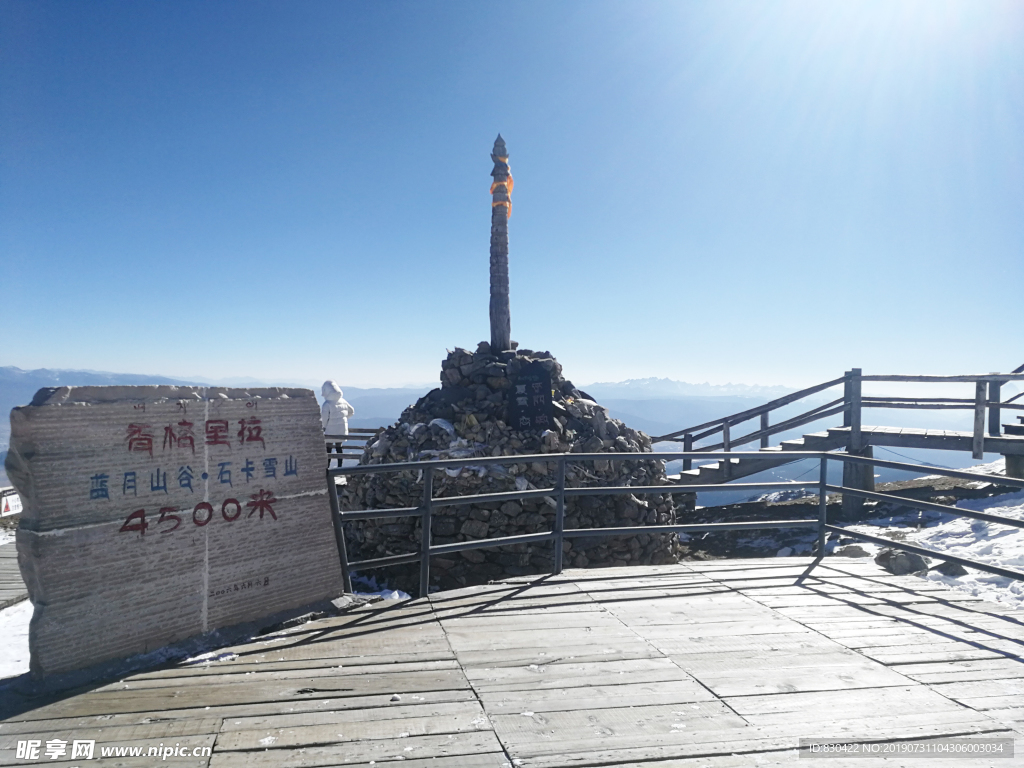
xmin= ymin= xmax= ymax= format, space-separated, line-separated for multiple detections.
xmin=0 ymin=365 xmax=996 ymax=498
xmin=0 ymin=366 xmax=434 ymax=485
xmin=581 ymin=378 xmax=795 ymax=400
xmin=0 ymin=365 xmax=429 ymax=449
xmin=0 ymin=365 xmax=791 ymax=453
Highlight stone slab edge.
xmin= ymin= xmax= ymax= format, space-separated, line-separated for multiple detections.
xmin=0 ymin=593 xmax=28 ymax=611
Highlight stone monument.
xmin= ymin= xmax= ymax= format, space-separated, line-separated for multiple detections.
xmin=340 ymin=137 xmax=686 ymax=592
xmin=321 ymin=380 xmax=354 ymax=437
xmin=342 ymin=345 xmax=686 ymax=592
xmin=6 ymin=385 xmax=343 ymax=678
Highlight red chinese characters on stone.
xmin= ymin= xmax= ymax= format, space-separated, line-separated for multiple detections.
xmin=126 ymin=424 xmax=154 ymax=457
xmin=132 ymin=418 xmax=258 ymax=453
xmin=246 ymin=489 xmax=277 ymax=520
xmin=177 ymin=420 xmax=196 ymax=452
xmin=163 ymin=420 xmax=196 ymax=453
xmin=205 ymin=420 xmax=231 ymax=447
xmin=237 ymin=418 xmax=265 ymax=448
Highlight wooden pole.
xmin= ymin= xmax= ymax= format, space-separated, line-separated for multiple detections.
xmin=489 ymin=135 xmax=512 ymax=352
xmin=722 ymin=422 xmax=731 ymax=480
xmin=842 ymin=370 xmax=853 ymax=427
xmin=849 ymin=368 xmax=863 ymax=451
xmin=842 ymin=369 xmax=867 ymax=519
xmin=973 ymin=382 xmax=986 ymax=460
xmin=988 ymin=380 xmax=1002 ymax=437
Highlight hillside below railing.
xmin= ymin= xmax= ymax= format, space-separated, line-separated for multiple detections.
xmin=653 ymin=369 xmax=1024 ymax=466
xmin=326 ymin=450 xmax=1024 ymax=598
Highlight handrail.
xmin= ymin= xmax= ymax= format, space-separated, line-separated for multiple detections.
xmin=863 ymin=373 xmax=1024 ymax=383
xmin=865 ymin=396 xmax=976 ymax=403
xmin=692 ymin=400 xmax=846 ymax=450
xmin=326 ymin=449 xmax=1024 ymax=598
xmin=829 ymin=451 xmax=1021 ymax=485
xmin=822 ymin=524 xmax=1024 ymax=583
xmin=326 ymin=428 xmax=385 ymax=464
xmin=654 ymin=376 xmax=847 ymax=441
xmin=326 ymin=428 xmax=383 ymax=439
xmin=862 ymin=401 xmax=1024 ymax=411
xmin=653 ymin=369 xmax=1024 ymax=466
xmin=332 ymin=450 xmax=832 ymax=474
xmin=823 ymin=484 xmax=1024 ymax=530
xmin=689 ymin=397 xmax=845 ymax=443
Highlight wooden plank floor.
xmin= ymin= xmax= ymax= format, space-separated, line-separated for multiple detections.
xmin=0 ymin=544 xmax=26 ymax=610
xmin=2 ymin=558 xmax=1023 ymax=766
xmin=837 ymin=425 xmax=1024 ymax=455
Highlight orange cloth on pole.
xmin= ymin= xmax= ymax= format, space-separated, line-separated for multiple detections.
xmin=490 ymin=174 xmax=513 ymax=217
xmin=489 ymin=175 xmax=513 ymax=195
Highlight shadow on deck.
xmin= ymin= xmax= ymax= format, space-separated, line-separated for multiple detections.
xmin=1 ymin=558 xmax=1023 ymax=766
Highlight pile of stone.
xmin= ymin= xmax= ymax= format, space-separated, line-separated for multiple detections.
xmin=339 ymin=342 xmax=689 ymax=592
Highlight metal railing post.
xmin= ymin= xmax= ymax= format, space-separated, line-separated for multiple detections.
xmin=553 ymin=457 xmax=566 ymax=575
xmin=817 ymin=456 xmax=828 ymax=558
xmin=760 ymin=412 xmax=769 ymax=448
xmin=973 ymin=382 xmax=986 ymax=460
xmin=683 ymin=434 xmax=693 ymax=471
xmin=722 ymin=422 xmax=731 ymax=479
xmin=988 ymin=379 xmax=1002 ymax=437
xmin=327 ymin=473 xmax=353 ymax=593
xmin=419 ymin=467 xmax=434 ymax=599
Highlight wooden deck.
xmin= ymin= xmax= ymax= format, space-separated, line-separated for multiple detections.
xmin=0 ymin=544 xmax=26 ymax=611
xmin=849 ymin=425 xmax=1024 ymax=456
xmin=2 ymin=558 xmax=1023 ymax=766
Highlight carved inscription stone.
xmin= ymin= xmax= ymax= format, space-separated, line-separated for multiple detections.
xmin=6 ymin=386 xmax=343 ymax=677
xmin=508 ymin=361 xmax=553 ymax=432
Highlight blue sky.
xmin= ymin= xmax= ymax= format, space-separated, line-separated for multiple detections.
xmin=2 ymin=1 xmax=1022 ymax=389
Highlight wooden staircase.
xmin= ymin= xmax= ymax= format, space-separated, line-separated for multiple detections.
xmin=672 ymin=429 xmax=848 ymax=485
xmin=657 ymin=368 xmax=1024 ymax=489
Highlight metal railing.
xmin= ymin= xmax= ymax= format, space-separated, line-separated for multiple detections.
xmin=326 ymin=450 xmax=1024 ymax=598
xmin=325 ymin=427 xmax=385 ymax=464
xmin=654 ymin=369 xmax=1024 ymax=464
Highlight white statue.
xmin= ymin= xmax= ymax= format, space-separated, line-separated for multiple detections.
xmin=321 ymin=380 xmax=354 ymax=437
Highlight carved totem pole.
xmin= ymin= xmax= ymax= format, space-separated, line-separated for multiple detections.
xmin=489 ymin=134 xmax=513 ymax=352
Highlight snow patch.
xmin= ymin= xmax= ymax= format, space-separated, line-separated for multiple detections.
xmin=911 ymin=490 xmax=1024 ymax=610
xmin=0 ymin=600 xmax=31 ymax=679
xmin=844 ymin=480 xmax=1024 ymax=611
xmin=350 ymin=573 xmax=411 ymax=601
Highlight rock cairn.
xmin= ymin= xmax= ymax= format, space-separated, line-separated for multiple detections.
xmin=340 ymin=343 xmax=688 ymax=592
